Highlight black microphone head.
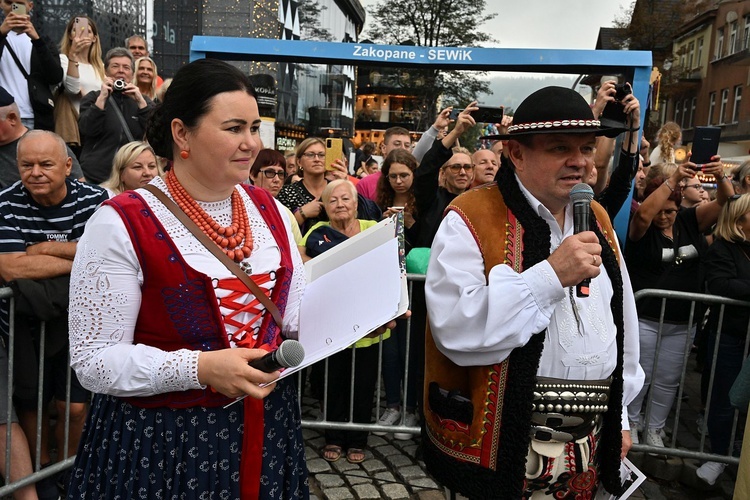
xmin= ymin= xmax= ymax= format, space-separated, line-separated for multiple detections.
xmin=570 ymin=183 xmax=594 ymax=204
xmin=275 ymin=340 xmax=305 ymax=368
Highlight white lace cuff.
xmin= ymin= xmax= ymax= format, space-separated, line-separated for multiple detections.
xmin=149 ymin=349 xmax=203 ymax=393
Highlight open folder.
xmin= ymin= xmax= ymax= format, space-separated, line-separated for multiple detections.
xmin=274 ymin=213 xmax=408 ymax=382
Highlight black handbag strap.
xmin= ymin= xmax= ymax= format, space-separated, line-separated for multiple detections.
xmin=3 ymin=40 xmax=30 ymax=80
xmin=143 ymin=184 xmax=283 ymax=328
xmin=108 ymin=94 xmax=135 ymax=142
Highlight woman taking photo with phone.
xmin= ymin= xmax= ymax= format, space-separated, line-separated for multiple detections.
xmin=625 ymin=156 xmax=732 ymax=450
xmin=57 ymin=15 xmax=104 ymax=153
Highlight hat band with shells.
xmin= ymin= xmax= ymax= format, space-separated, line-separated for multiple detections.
xmin=507 ymin=119 xmax=601 ymax=134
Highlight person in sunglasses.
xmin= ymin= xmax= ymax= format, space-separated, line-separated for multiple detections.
xmin=625 ymin=156 xmax=733 ymax=450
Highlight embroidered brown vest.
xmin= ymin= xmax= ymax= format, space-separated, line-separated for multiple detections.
xmin=423 ymin=182 xmax=623 ymax=499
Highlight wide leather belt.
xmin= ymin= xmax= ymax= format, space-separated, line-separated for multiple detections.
xmin=529 ymin=377 xmax=611 ymax=443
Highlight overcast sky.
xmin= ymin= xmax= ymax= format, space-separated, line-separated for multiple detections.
xmin=358 ymin=0 xmax=633 ymax=50
xmin=357 ymin=0 xmax=635 ymax=108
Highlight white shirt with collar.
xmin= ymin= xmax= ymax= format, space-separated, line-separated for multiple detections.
xmin=0 ymin=30 xmax=33 ymax=120
xmin=425 ymin=174 xmax=644 ymax=428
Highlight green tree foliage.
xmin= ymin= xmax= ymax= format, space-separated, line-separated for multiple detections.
xmin=298 ymin=0 xmax=333 ymax=41
xmin=364 ymin=0 xmax=497 ymax=125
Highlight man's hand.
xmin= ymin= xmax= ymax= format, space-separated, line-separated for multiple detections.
xmin=1 ymin=11 xmax=37 ymax=39
xmin=621 ymin=429 xmax=632 ymax=459
xmin=592 ymin=80 xmax=616 ymax=118
xmin=547 ymin=232 xmax=602 ymax=288
xmin=122 ymin=82 xmax=148 ymax=109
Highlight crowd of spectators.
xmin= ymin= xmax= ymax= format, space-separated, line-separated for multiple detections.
xmin=0 ymin=3 xmax=748 ymax=495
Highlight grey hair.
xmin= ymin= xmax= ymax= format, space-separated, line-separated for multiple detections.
xmin=17 ymin=130 xmax=69 ymax=159
xmin=124 ymin=34 xmax=146 ymax=47
xmin=104 ymin=47 xmax=134 ymax=70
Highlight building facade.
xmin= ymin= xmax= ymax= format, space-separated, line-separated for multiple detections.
xmin=657 ymin=0 xmax=750 ymax=159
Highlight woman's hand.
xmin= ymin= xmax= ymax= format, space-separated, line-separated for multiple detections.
xmin=365 ymin=310 xmax=412 ymax=338
xmin=671 ymin=161 xmax=699 ymax=184
xmin=70 ymin=28 xmax=93 ymax=60
xmin=326 ymin=158 xmax=348 ymax=180
xmin=197 ymin=348 xmax=279 ymax=399
xmin=691 ymin=154 xmax=723 ymax=180
xmin=300 ymin=200 xmax=323 ymax=220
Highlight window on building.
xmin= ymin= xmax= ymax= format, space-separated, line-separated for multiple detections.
xmin=708 ymin=92 xmax=716 ymax=124
xmin=674 ymin=101 xmax=681 ymax=126
xmin=682 ymin=99 xmax=691 ymax=129
xmin=719 ymin=88 xmax=729 ymax=124
xmin=745 ymin=15 xmax=750 ymax=49
xmin=687 ymin=41 xmax=695 ymax=69
xmin=716 ymin=29 xmax=724 ymax=59
xmin=733 ymin=85 xmax=743 ymax=123
xmin=689 ymin=97 xmax=697 ymax=128
xmin=730 ymin=21 xmax=738 ymax=53
xmin=697 ymin=37 xmax=704 ymax=63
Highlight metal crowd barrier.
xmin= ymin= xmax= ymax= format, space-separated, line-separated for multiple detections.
xmin=0 ymin=286 xmax=77 ymax=497
xmin=630 ymin=288 xmax=750 ymax=466
xmin=1 ymin=283 xmax=747 ymax=495
xmin=298 ymin=273 xmax=425 ymax=438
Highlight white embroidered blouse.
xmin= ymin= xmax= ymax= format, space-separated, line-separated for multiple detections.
xmin=69 ymin=177 xmax=306 ymax=397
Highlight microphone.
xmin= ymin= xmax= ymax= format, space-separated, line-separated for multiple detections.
xmin=570 ymin=183 xmax=595 ymax=298
xmin=248 ymin=340 xmax=305 ymax=373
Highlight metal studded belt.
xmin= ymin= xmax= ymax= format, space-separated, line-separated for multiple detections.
xmin=529 ymin=377 xmax=611 ymax=443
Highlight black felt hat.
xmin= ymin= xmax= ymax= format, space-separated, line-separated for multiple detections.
xmin=485 ymin=86 xmax=628 ymax=140
xmin=0 ymin=86 xmax=14 ymax=107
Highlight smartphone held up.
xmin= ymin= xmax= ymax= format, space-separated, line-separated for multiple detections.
xmin=325 ymin=138 xmax=343 ymax=171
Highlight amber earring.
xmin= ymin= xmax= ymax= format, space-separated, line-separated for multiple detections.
xmin=180 ymin=150 xmax=189 ymax=160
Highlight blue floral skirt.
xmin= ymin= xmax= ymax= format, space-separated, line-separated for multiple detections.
xmin=67 ymin=377 xmax=308 ymax=499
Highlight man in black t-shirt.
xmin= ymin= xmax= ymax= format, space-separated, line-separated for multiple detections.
xmin=0 ymin=129 xmax=107 ymax=494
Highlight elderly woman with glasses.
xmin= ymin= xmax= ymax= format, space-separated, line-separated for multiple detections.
xmin=696 ymin=193 xmax=750 ymax=485
xmin=625 ymin=156 xmax=732 ymax=450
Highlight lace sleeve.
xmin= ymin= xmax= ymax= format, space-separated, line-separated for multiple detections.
xmin=69 ymin=206 xmax=203 ymax=396
xmin=274 ymin=198 xmax=306 ymax=338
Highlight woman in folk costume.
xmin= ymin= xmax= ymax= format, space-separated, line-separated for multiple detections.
xmin=67 ymin=59 xmax=308 ymax=499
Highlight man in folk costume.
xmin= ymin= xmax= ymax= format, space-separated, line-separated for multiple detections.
xmin=423 ymin=86 xmax=645 ymax=499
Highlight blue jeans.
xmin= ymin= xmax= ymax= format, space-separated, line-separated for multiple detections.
xmin=381 ymin=318 xmax=418 ymax=409
xmin=705 ymin=330 xmax=746 ymax=456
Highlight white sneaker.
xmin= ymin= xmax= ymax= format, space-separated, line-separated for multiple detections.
xmin=394 ymin=411 xmax=419 ymax=441
xmin=696 ymin=461 xmax=726 ymax=486
xmin=373 ymin=407 xmax=400 ymax=436
xmin=645 ymin=428 xmax=665 ymax=455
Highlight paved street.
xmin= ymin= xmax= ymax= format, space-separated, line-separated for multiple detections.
xmin=299 ymin=353 xmax=741 ymax=499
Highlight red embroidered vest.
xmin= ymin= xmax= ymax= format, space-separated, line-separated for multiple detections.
xmin=104 ymin=185 xmax=294 ymax=409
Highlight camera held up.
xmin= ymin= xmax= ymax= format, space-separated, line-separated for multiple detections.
xmin=112 ymin=79 xmax=127 ymax=92
xmin=600 ymin=83 xmax=632 ymax=130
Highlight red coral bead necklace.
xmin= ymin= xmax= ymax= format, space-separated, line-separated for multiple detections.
xmin=165 ymin=170 xmax=253 ymax=262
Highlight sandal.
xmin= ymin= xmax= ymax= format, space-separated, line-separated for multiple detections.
xmin=322 ymin=444 xmax=342 ymax=463
xmin=346 ymin=448 xmax=365 ymax=464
